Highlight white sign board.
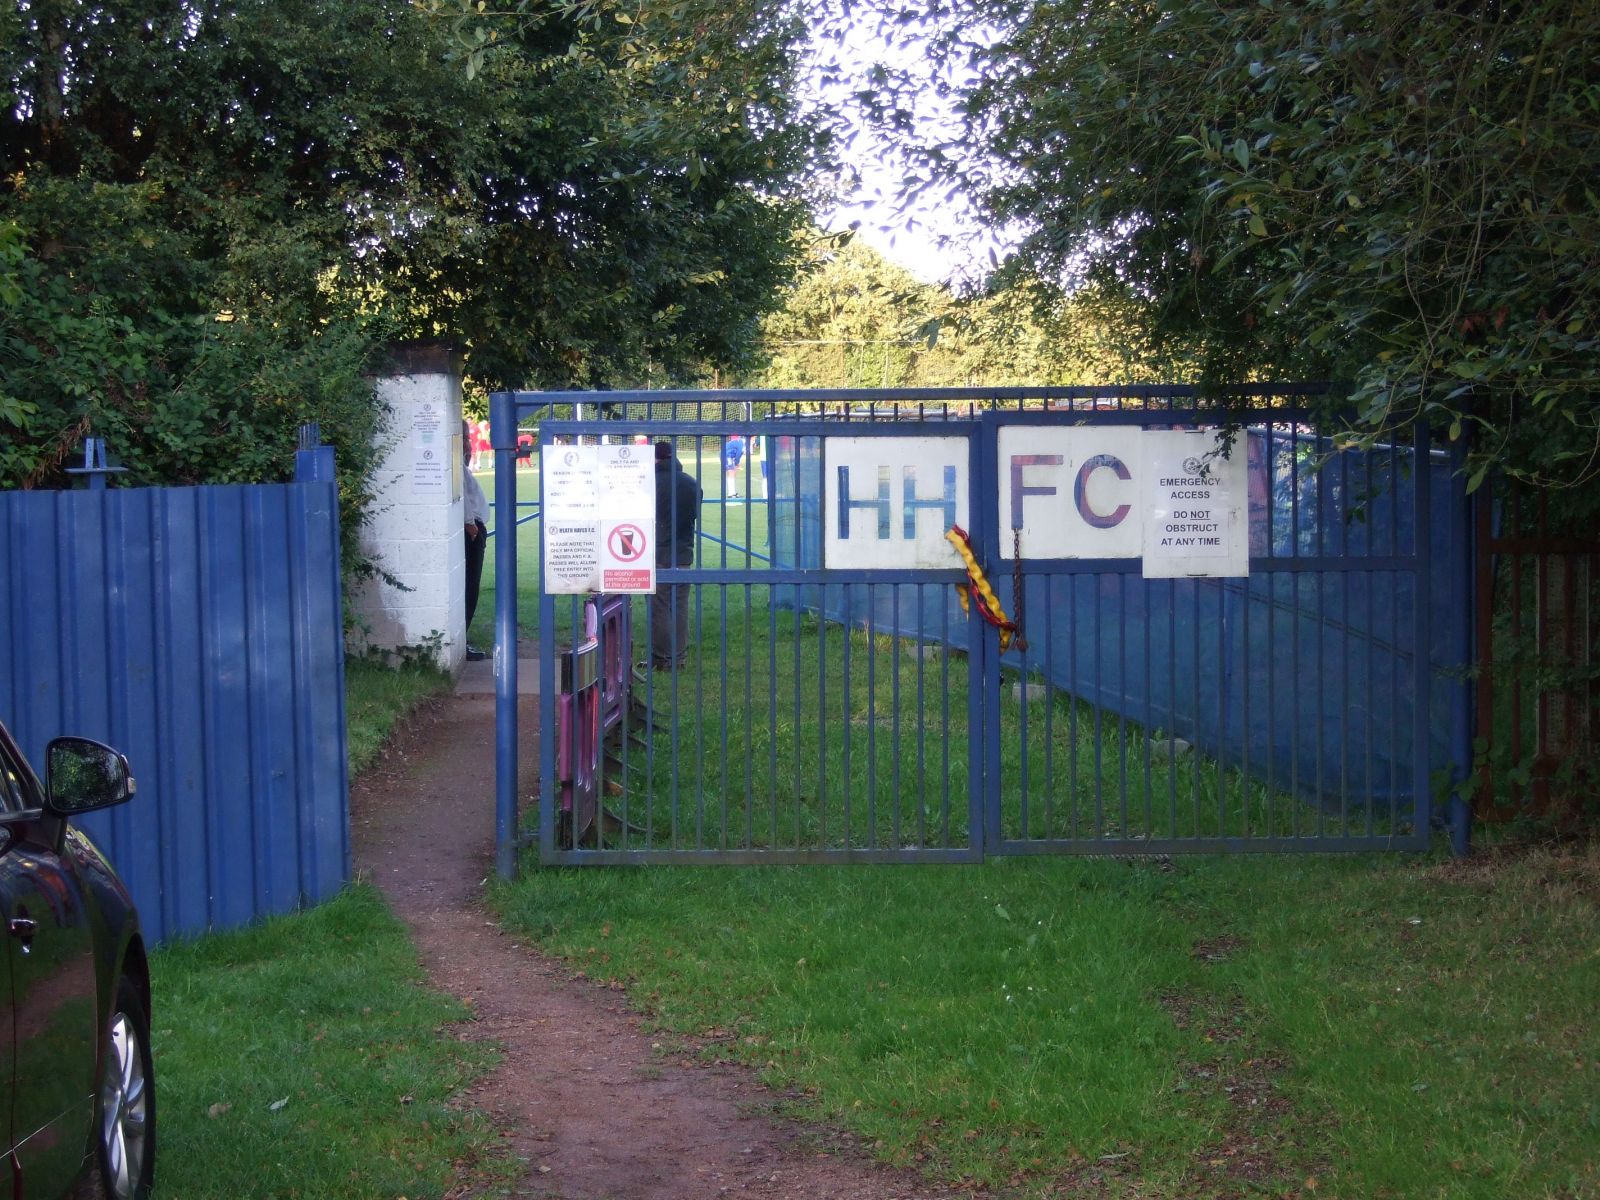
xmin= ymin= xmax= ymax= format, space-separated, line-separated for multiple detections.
xmin=541 ymin=443 xmax=657 ymax=594
xmin=542 ymin=445 xmax=600 ymax=594
xmin=1140 ymin=430 xmax=1249 ymax=578
xmin=410 ymin=399 xmax=449 ymax=497
xmin=823 ymin=437 xmax=969 ymax=570
xmin=597 ymin=444 xmax=655 ymax=593
xmin=996 ymin=425 xmax=1144 ymax=560
xmin=542 ymin=444 xmax=599 ymax=516
xmin=543 ymin=522 xmax=600 ymax=593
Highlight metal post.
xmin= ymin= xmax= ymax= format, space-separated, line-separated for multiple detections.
xmin=293 ymin=423 xmax=337 ymax=483
xmin=491 ymin=390 xmax=520 ymax=879
xmin=538 ymin=430 xmax=556 ymax=865
xmin=971 ymin=419 xmax=996 ymax=857
xmin=1414 ymin=423 xmax=1435 ymax=850
xmin=65 ymin=435 xmax=127 ymax=489
xmin=1447 ymin=444 xmax=1476 ymax=856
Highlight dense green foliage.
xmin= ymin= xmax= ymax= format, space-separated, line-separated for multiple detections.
xmin=1 ymin=0 xmax=824 ymax=508
xmin=413 ymin=0 xmax=824 ymax=388
xmin=0 ymin=0 xmax=447 ymax=502
xmin=743 ymin=234 xmax=1142 ymax=389
xmin=949 ymin=0 xmax=1598 ymax=505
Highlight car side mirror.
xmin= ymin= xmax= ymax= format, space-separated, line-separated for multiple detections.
xmin=44 ymin=737 xmax=135 ymax=817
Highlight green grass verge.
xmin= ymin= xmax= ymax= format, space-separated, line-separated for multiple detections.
xmin=493 ymin=847 xmax=1600 ymax=1199
xmin=150 ymin=885 xmax=510 ymax=1199
xmin=344 ymin=653 xmax=453 ymax=777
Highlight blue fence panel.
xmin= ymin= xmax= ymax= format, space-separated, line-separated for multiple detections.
xmin=775 ymin=418 xmax=1467 ymax=835
xmin=0 ymin=480 xmax=348 ymax=944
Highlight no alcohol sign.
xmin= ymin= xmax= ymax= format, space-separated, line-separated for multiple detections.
xmin=601 ymin=520 xmax=652 ymax=591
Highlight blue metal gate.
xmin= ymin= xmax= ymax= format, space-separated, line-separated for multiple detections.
xmin=486 ymin=387 xmax=1471 ymax=871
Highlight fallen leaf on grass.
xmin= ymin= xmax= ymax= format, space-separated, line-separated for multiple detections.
xmin=207 ymin=1103 xmax=230 ymax=1119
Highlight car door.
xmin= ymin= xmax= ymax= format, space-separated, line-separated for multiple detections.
xmin=0 ymin=732 xmax=98 ymax=1196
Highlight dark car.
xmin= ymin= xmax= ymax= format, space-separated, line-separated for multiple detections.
xmin=0 ymin=719 xmax=154 ymax=1200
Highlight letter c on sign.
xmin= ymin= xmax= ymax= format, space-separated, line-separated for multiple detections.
xmin=1074 ymin=454 xmax=1131 ymax=529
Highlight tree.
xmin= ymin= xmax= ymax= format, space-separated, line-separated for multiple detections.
xmin=952 ymin=0 xmax=1600 ymax=507
xmin=410 ymin=0 xmax=827 ymax=388
xmin=1 ymin=0 xmax=827 ymax=504
xmin=0 ymin=0 xmax=493 ymax=560
xmin=746 ymin=235 xmax=926 ymax=388
xmin=742 ymin=233 xmax=1143 ymax=390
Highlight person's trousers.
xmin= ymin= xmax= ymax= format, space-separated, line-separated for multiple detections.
xmin=465 ymin=521 xmax=487 ymax=628
xmin=649 ymin=580 xmax=691 ymax=666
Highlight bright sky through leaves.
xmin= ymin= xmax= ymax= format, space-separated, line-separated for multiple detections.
xmin=806 ymin=8 xmax=1011 ymax=288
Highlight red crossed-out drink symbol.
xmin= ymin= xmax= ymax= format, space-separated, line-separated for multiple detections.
xmin=609 ymin=524 xmax=647 ymax=562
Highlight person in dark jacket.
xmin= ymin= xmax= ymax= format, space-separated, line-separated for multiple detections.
xmin=651 ymin=440 xmax=702 ymax=668
xmin=462 ymin=420 xmax=489 ymax=661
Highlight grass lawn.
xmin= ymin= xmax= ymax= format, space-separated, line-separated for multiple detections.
xmin=494 ymin=847 xmax=1599 ymax=1199
xmin=149 ymin=885 xmax=510 ymax=1198
xmin=595 ymin=601 xmax=1395 ymax=855
xmin=476 ymin=453 xmax=1595 ymax=1195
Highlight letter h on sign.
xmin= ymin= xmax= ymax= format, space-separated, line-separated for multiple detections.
xmin=838 ymin=465 xmax=958 ymax=540
xmin=837 ymin=465 xmax=890 ymax=538
xmin=904 ymin=466 xmax=957 ymax=537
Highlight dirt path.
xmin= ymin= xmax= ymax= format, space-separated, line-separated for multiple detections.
xmin=350 ymin=689 xmax=977 ymax=1200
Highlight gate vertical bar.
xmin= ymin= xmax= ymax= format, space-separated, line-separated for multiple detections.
xmin=1413 ymin=422 xmax=1433 ymax=849
xmin=972 ymin=420 xmax=998 ymax=855
xmin=539 ymin=427 xmax=560 ymax=861
xmin=491 ymin=390 xmax=520 ymax=878
xmin=1445 ymin=438 xmax=1474 ymax=855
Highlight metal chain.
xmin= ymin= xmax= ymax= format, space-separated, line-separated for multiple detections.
xmin=1011 ymin=527 xmax=1028 ymax=653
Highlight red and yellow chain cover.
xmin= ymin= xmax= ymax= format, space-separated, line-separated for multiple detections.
xmin=945 ymin=525 xmax=1019 ymax=651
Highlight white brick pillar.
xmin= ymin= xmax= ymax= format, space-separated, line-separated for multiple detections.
xmin=348 ymin=343 xmax=468 ymax=669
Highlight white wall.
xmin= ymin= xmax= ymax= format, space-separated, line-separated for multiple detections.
xmin=348 ymin=352 xmax=467 ymax=668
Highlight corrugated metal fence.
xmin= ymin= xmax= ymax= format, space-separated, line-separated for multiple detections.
xmin=0 ymin=458 xmax=348 ymax=944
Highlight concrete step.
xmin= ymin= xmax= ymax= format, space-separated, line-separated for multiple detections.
xmin=455 ymin=652 xmax=540 ymax=695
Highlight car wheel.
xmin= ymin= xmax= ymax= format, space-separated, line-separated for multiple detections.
xmin=96 ymin=975 xmax=155 ymax=1200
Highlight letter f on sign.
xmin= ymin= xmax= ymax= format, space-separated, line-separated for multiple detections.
xmin=1010 ymin=455 xmax=1063 ymax=530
